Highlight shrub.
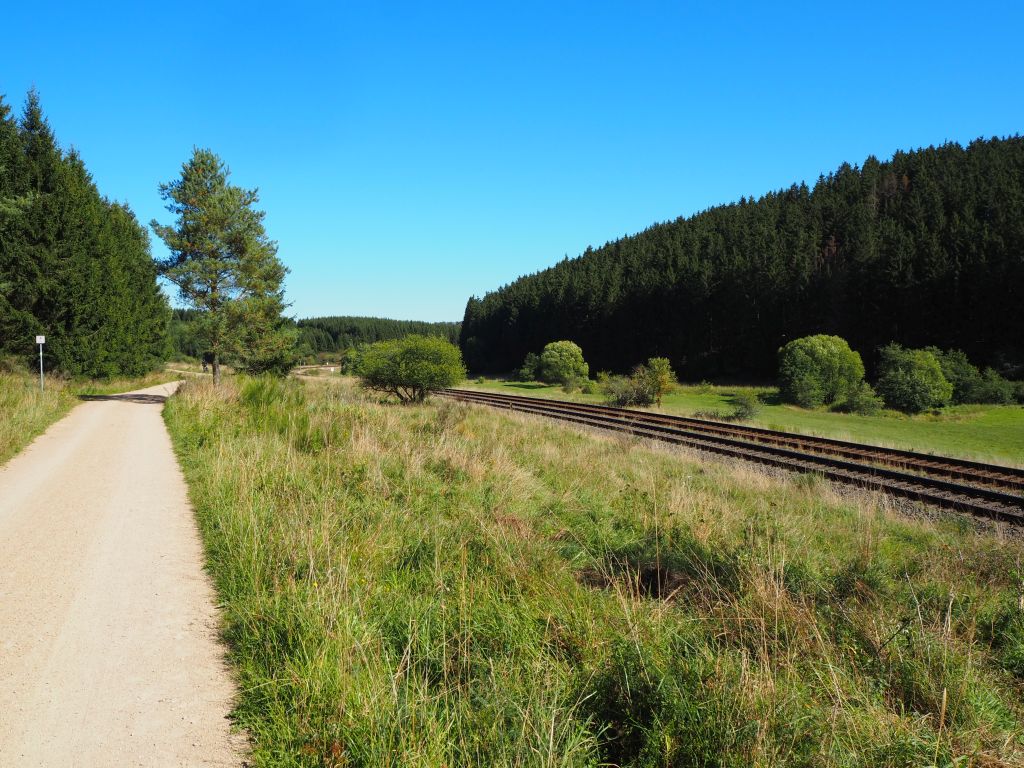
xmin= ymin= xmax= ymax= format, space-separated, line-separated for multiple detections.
xmin=839 ymin=380 xmax=884 ymax=415
xmin=357 ymin=335 xmax=466 ymax=402
xmin=730 ymin=391 xmax=761 ymax=420
xmin=603 ymin=369 xmax=656 ymax=407
xmin=517 ymin=352 xmax=540 ymax=382
xmin=875 ymin=344 xmax=953 ymax=413
xmin=561 ymin=376 xmax=584 ymax=394
xmin=926 ymin=347 xmax=1015 ymax=404
xmin=1014 ymin=381 xmax=1024 ymax=405
xmin=926 ymin=347 xmax=981 ymax=404
xmin=644 ymin=357 xmax=677 ymax=406
xmin=339 ymin=345 xmax=366 ymax=375
xmin=974 ymin=368 xmax=1015 ymax=404
xmin=778 ymin=334 xmax=865 ymax=408
xmin=539 ymin=341 xmax=589 ymax=384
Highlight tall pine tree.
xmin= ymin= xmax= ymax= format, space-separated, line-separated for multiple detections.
xmin=151 ymin=148 xmax=294 ymax=383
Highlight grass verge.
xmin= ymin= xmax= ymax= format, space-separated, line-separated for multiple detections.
xmin=165 ymin=376 xmax=1024 ymax=767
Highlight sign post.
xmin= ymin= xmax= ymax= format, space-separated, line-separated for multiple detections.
xmin=36 ymin=335 xmax=45 ymax=392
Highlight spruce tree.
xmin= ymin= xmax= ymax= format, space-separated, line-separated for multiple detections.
xmin=0 ymin=90 xmax=168 ymax=376
xmin=151 ymin=148 xmax=293 ymax=383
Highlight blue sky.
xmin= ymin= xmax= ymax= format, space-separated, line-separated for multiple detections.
xmin=4 ymin=1 xmax=1022 ymax=321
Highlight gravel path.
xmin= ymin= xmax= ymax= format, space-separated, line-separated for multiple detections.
xmin=0 ymin=382 xmax=243 ymax=767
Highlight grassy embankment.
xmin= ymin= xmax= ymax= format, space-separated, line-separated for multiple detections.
xmin=0 ymin=368 xmax=177 ymax=466
xmin=165 ymin=375 xmax=1024 ymax=767
xmin=463 ymin=379 xmax=1024 ymax=466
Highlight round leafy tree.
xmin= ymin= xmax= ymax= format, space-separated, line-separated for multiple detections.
xmin=778 ymin=334 xmax=865 ymax=408
xmin=539 ymin=340 xmax=589 ymax=384
xmin=875 ymin=344 xmax=952 ymax=413
xmin=357 ymin=335 xmax=466 ymax=402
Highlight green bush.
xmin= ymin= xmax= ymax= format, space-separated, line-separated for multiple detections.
xmin=539 ymin=340 xmax=589 ymax=384
xmin=875 ymin=344 xmax=953 ymax=413
xmin=602 ymin=366 xmax=657 ymax=406
xmin=778 ymin=334 xmax=865 ymax=408
xmin=601 ymin=359 xmax=677 ymax=407
xmin=561 ymin=376 xmax=584 ymax=394
xmin=730 ymin=391 xmax=761 ymax=420
xmin=974 ymin=368 xmax=1015 ymax=404
xmin=838 ymin=380 xmax=885 ymax=415
xmin=927 ymin=347 xmax=1014 ymax=404
xmin=357 ymin=335 xmax=466 ymax=402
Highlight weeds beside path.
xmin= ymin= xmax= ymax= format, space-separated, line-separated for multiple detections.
xmin=166 ymin=376 xmax=1024 ymax=767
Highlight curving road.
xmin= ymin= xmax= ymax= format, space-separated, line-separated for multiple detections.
xmin=0 ymin=382 xmax=243 ymax=766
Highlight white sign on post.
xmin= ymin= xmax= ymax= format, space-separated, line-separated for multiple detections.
xmin=36 ymin=335 xmax=45 ymax=391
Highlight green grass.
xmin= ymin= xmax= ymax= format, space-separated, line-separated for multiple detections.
xmin=464 ymin=378 xmax=1024 ymax=466
xmin=0 ymin=367 xmax=178 ymax=466
xmin=0 ymin=371 xmax=76 ymax=465
xmin=165 ymin=376 xmax=1024 ymax=767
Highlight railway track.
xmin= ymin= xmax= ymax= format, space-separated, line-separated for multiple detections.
xmin=437 ymin=388 xmax=1024 ymax=524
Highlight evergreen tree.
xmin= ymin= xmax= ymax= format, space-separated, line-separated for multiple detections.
xmin=0 ymin=89 xmax=168 ymax=376
xmin=151 ymin=148 xmax=293 ymax=383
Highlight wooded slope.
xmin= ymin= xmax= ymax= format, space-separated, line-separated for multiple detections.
xmin=460 ymin=137 xmax=1024 ymax=379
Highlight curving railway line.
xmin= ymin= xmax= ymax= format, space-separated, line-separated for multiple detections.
xmin=437 ymin=388 xmax=1024 ymax=525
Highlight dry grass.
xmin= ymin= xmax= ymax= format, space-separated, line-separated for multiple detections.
xmin=165 ymin=376 xmax=1024 ymax=767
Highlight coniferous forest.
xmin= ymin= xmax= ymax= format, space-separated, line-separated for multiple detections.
xmin=296 ymin=316 xmax=460 ymax=355
xmin=0 ymin=90 xmax=168 ymax=376
xmin=460 ymin=137 xmax=1024 ymax=380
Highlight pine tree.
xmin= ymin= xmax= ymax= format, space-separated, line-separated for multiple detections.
xmin=151 ymin=148 xmax=293 ymax=383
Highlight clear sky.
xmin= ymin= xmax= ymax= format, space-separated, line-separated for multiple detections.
xmin=4 ymin=1 xmax=1022 ymax=321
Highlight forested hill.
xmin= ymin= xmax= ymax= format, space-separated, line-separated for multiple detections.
xmin=297 ymin=316 xmax=460 ymax=354
xmin=460 ymin=137 xmax=1024 ymax=379
xmin=0 ymin=90 xmax=168 ymax=376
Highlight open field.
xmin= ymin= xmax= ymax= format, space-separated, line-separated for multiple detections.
xmin=165 ymin=375 xmax=1024 ymax=767
xmin=0 ymin=369 xmax=179 ymax=466
xmin=463 ymin=379 xmax=1024 ymax=466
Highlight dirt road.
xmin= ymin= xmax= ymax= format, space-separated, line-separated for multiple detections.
xmin=0 ymin=383 xmax=243 ymax=766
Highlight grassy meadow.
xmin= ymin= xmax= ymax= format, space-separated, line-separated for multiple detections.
xmin=164 ymin=375 xmax=1024 ymax=767
xmin=0 ymin=367 xmax=178 ymax=466
xmin=463 ymin=379 xmax=1024 ymax=466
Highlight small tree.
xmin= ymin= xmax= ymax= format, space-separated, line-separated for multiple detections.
xmin=518 ymin=351 xmax=540 ymax=381
xmin=644 ymin=357 xmax=677 ymax=406
xmin=151 ymin=148 xmax=293 ymax=384
xmin=357 ymin=335 xmax=466 ymax=402
xmin=875 ymin=344 xmax=953 ymax=413
xmin=539 ymin=340 xmax=589 ymax=384
xmin=778 ymin=334 xmax=865 ymax=408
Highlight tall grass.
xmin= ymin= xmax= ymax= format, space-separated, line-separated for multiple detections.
xmin=0 ymin=371 xmax=74 ymax=465
xmin=165 ymin=376 xmax=1024 ymax=767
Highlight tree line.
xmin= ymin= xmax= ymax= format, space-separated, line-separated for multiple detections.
xmin=296 ymin=316 xmax=460 ymax=357
xmin=0 ymin=90 xmax=168 ymax=376
xmin=460 ymin=137 xmax=1024 ymax=381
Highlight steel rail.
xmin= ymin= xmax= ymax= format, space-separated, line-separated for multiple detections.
xmin=439 ymin=389 xmax=1024 ymax=491
xmin=437 ymin=388 xmax=1024 ymax=524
